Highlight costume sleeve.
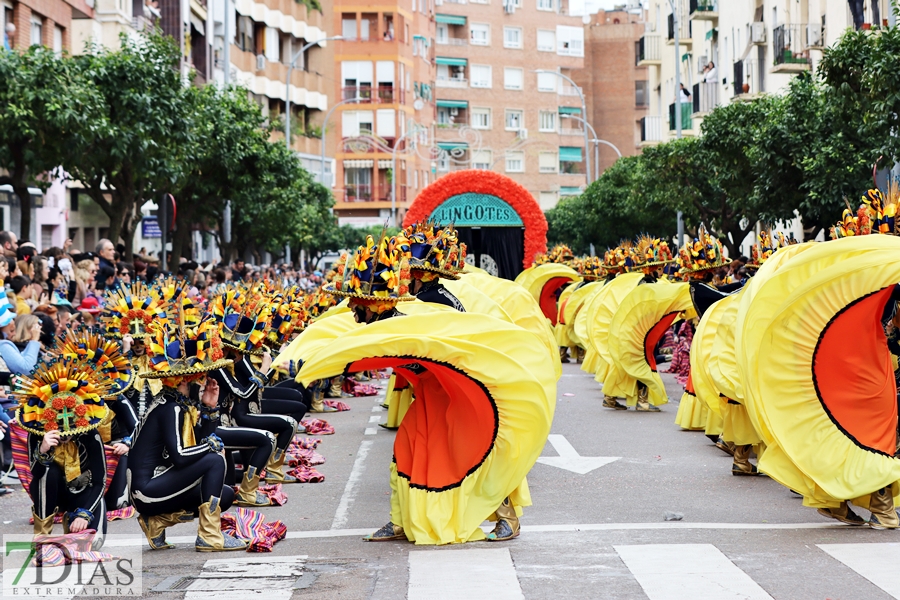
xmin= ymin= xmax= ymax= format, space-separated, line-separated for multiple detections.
xmin=27 ymin=432 xmax=51 ymax=479
xmin=235 ymin=355 xmax=268 ymax=389
xmin=161 ymin=402 xmax=212 ymax=469
xmin=109 ymin=396 xmax=138 ymax=444
xmin=214 ymin=363 xmax=257 ymax=399
xmin=79 ymin=433 xmax=107 ymax=517
xmin=0 ymin=340 xmax=40 ymax=374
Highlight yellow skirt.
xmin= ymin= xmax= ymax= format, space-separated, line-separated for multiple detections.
xmin=586 ymin=273 xmax=644 ymax=384
xmin=675 ymin=388 xmax=708 ymax=431
xmin=384 ymin=374 xmax=414 ymax=428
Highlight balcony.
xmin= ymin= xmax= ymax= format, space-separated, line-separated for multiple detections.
xmin=377 ymin=184 xmax=407 ymax=202
xmin=689 ymin=0 xmax=717 ymax=21
xmin=344 ymin=183 xmax=373 ymax=202
xmin=341 ymin=86 xmax=405 ymax=104
xmin=692 ymin=81 xmax=718 ymax=115
xmin=668 ymin=102 xmax=692 ymax=132
xmin=436 ymin=37 xmax=467 ymax=46
xmin=436 ymin=77 xmax=468 ymax=88
xmin=667 ymin=13 xmax=692 ymax=45
xmin=640 ymin=116 xmax=662 ymax=146
xmin=559 ymin=127 xmax=584 ymax=136
xmin=772 ymin=24 xmax=812 ymax=74
xmin=733 ymin=58 xmax=764 ymax=99
xmin=559 ymin=85 xmax=581 ymax=97
xmin=638 ymin=35 xmax=661 ymax=65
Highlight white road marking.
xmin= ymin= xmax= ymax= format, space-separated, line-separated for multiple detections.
xmin=369 ymin=416 xmax=381 ymax=423
xmin=331 ymin=440 xmax=374 ymax=529
xmin=818 ymin=543 xmax=900 ymax=598
xmin=536 ymin=434 xmax=621 ymax=474
xmin=183 ymin=555 xmax=305 ymax=600
xmin=371 ymin=406 xmax=384 ymax=412
xmin=614 ymin=543 xmax=773 ymax=600
xmin=408 ymin=548 xmax=524 ymax=600
xmin=364 ymin=427 xmax=378 ymax=435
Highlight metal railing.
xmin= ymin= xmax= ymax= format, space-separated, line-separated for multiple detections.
xmin=344 ymin=184 xmax=373 ymax=201
xmin=436 ymin=37 xmax=467 ymax=46
xmin=640 ymin=116 xmax=662 ymax=142
xmin=667 ymin=12 xmax=691 ymax=41
xmin=773 ymin=24 xmax=812 ymax=67
xmin=692 ymin=81 xmax=718 ymax=114
xmin=689 ymin=0 xmax=717 ymax=14
xmin=341 ymin=86 xmax=405 ymax=103
xmin=668 ymin=102 xmax=692 ymax=131
xmin=559 ymin=127 xmax=583 ymax=136
xmin=559 ymin=85 xmax=580 ymax=97
xmin=732 ymin=60 xmax=743 ymax=97
xmin=436 ymin=78 xmax=468 ymax=88
xmin=436 ymin=120 xmax=468 ymax=129
xmin=638 ymin=35 xmax=661 ymax=62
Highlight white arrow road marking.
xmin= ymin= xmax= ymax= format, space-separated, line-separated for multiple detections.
xmin=536 ymin=434 xmax=621 ymax=475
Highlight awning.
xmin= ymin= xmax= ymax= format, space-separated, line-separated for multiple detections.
xmin=560 ymin=186 xmax=582 ymax=195
xmin=436 ymin=13 xmax=466 ymax=25
xmin=559 ymin=146 xmax=583 ymax=162
xmin=343 ymin=159 xmax=374 ymax=168
xmin=558 ymin=106 xmax=582 ymax=115
xmin=438 ymin=142 xmax=469 ymax=150
xmin=706 ymin=28 xmax=717 ymax=40
xmin=378 ymin=159 xmax=392 ymax=169
xmin=436 ymin=99 xmax=469 ymax=108
xmin=436 ymin=57 xmax=468 ymax=67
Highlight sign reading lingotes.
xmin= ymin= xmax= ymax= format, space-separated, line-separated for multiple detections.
xmin=141 ymin=217 xmax=162 ymax=238
xmin=429 ymin=193 xmax=524 ymax=227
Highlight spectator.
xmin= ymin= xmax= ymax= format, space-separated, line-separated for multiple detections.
xmin=31 ymin=255 xmax=49 ymax=300
xmin=3 ymin=22 xmax=15 ymax=52
xmin=72 ymin=258 xmax=98 ymax=306
xmin=117 ymin=262 xmax=134 ymax=286
xmin=96 ymin=239 xmax=117 ymax=272
xmin=231 ymin=259 xmax=247 ymax=282
xmin=677 ymin=83 xmax=691 ymax=102
xmin=9 ymin=276 xmax=33 ymax=315
xmin=704 ymin=61 xmax=717 ymax=83
xmin=0 ymin=231 xmax=17 ymax=259
xmin=0 ymin=306 xmax=42 ymax=375
xmin=11 ymin=314 xmax=41 ymax=350
xmin=95 ymin=264 xmax=117 ymax=291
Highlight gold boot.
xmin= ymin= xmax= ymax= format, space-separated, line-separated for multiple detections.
xmin=138 ymin=511 xmax=195 ymax=550
xmin=234 ymin=467 xmax=272 ymax=507
xmin=32 ymin=509 xmax=55 ymax=536
xmin=264 ymin=449 xmax=299 ymax=484
xmin=195 ymin=497 xmax=248 ymax=552
xmin=731 ymin=445 xmax=759 ymax=476
xmin=817 ymin=501 xmax=866 ymax=526
xmin=868 ymin=487 xmax=900 ymax=529
xmin=486 ymin=497 xmax=520 ymax=542
xmin=603 ymin=395 xmax=628 ymax=410
xmin=327 ymin=377 xmax=351 ymax=399
xmin=575 ymin=347 xmax=585 ymax=363
xmin=559 ymin=347 xmax=571 ymax=363
xmin=635 ymin=385 xmax=660 ymax=412
xmin=310 ymin=386 xmax=336 ymax=413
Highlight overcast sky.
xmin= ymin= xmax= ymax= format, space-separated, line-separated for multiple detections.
xmin=569 ymin=0 xmax=642 ymax=15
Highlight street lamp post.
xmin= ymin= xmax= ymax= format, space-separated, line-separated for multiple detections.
xmin=286 ymin=35 xmax=343 ymax=150
xmin=534 ymin=70 xmax=592 ymax=185
xmin=560 ymin=114 xmax=621 ymax=182
xmin=319 ymin=97 xmax=364 ymax=189
xmin=668 ymin=0 xmax=684 ymax=246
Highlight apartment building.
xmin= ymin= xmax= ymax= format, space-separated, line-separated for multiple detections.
xmin=330 ymin=0 xmax=436 ymax=226
xmin=639 ymin=0 xmax=883 ymax=146
xmin=575 ymin=8 xmax=647 ymax=176
xmin=430 ymin=0 xmax=586 ymax=211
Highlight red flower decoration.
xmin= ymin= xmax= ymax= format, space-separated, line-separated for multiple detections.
xmin=75 ymin=418 xmax=89 ymax=428
xmin=74 ymin=405 xmax=87 ymax=417
xmin=44 ymin=421 xmax=58 ymax=432
xmin=119 ymin=323 xmax=130 ymax=334
xmin=64 ymin=396 xmax=77 ymax=409
xmin=42 ymin=409 xmax=57 ymax=422
xmin=403 ymin=170 xmax=548 ymax=270
xmin=52 ymin=398 xmax=64 ymax=410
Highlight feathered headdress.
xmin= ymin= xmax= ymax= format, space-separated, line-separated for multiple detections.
xmin=533 ymin=244 xmax=575 ymax=267
xmin=326 ymin=232 xmax=414 ymax=302
xmin=263 ymin=284 xmax=306 ymax=350
xmin=14 ymin=357 xmax=113 ymax=436
xmin=403 ymin=221 xmax=465 ymax=280
xmin=579 ymin=256 xmax=606 ymax=280
xmin=52 ymin=326 xmax=135 ymax=397
xmin=631 ymin=235 xmax=674 ymax=269
xmin=677 ymin=226 xmax=731 ymax=274
xmin=210 ymin=284 xmax=273 ymax=355
xmin=100 ymin=281 xmax=164 ymax=338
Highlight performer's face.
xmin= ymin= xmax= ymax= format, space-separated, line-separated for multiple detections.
xmin=132 ymin=340 xmax=145 ymax=356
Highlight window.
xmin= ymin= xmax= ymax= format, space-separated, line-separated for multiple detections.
xmin=537 ymin=29 xmax=555 ymax=52
xmin=504 ymin=67 xmax=523 ymax=90
xmin=505 ymin=109 xmax=523 ymax=130
xmin=539 ymin=152 xmax=558 ymax=173
xmin=470 ymin=23 xmax=490 ymax=46
xmin=539 ymin=191 xmax=559 ymax=209
xmin=437 ymin=155 xmax=450 ymax=172
xmin=472 ymin=150 xmax=492 ymax=170
xmin=503 ymin=27 xmax=522 ymax=49
xmin=52 ymin=26 xmax=63 ymax=54
xmin=470 ymin=64 xmax=492 ymax=88
xmin=537 ymin=0 xmax=554 ymax=10
xmin=635 ymin=80 xmax=649 ymax=107
xmin=537 ymin=72 xmax=558 ymax=92
xmin=539 ymin=111 xmax=557 ymax=132
xmin=341 ymin=110 xmax=375 ymax=137
xmin=557 ymin=25 xmax=584 ymax=57
xmin=436 ymin=23 xmax=448 ymax=43
xmin=505 ymin=151 xmax=525 ymax=173
xmin=30 ymin=16 xmax=42 ymax=46
xmin=471 ymin=108 xmax=491 ymax=129
xmin=341 ymin=17 xmax=357 ymax=41
xmin=376 ymin=109 xmax=396 ymax=138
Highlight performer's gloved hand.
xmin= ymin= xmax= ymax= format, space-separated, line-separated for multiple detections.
xmin=202 ymin=433 xmax=224 ymax=454
xmin=67 ymin=509 xmax=93 ymax=533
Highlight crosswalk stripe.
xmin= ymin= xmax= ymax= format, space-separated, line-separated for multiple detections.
xmin=818 ymin=543 xmax=900 ymax=599
xmin=182 ymin=555 xmax=305 ymax=600
xmin=408 ymin=548 xmax=524 ymax=600
xmin=614 ymin=544 xmax=773 ymax=600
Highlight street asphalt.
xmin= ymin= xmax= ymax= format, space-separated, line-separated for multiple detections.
xmin=0 ymin=363 xmax=897 ymax=599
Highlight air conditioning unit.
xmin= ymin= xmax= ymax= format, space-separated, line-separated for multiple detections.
xmin=751 ymin=22 xmax=766 ymax=44
xmin=449 ymin=107 xmax=459 ymax=116
xmin=807 ymin=23 xmax=823 ymax=48
xmin=518 ymin=128 xmax=528 ymax=139
xmin=256 ymin=54 xmax=266 ymax=71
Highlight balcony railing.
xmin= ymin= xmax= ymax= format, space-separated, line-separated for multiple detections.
xmin=638 ymin=35 xmax=661 ymax=63
xmin=377 ymin=184 xmax=407 ymax=202
xmin=641 ymin=116 xmax=662 ymax=143
xmin=692 ymin=81 xmax=718 ymax=114
xmin=344 ymin=184 xmax=372 ymax=201
xmin=559 ymin=127 xmax=583 ymax=136
xmin=436 ymin=37 xmax=467 ymax=46
xmin=667 ymin=12 xmax=692 ymax=42
xmin=436 ymin=77 xmax=468 ymax=88
xmin=668 ymin=102 xmax=692 ymax=131
xmin=559 ymin=85 xmax=580 ymax=97
xmin=436 ymin=120 xmax=468 ymax=129
xmin=689 ymin=0 xmax=717 ymax=17
xmin=773 ymin=24 xmax=813 ymax=71
xmin=733 ymin=59 xmax=743 ymax=97
xmin=341 ymin=86 xmax=405 ymax=103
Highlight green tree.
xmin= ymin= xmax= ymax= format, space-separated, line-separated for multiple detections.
xmin=63 ymin=33 xmax=190 ymax=259
xmin=0 ymin=46 xmax=100 ymax=239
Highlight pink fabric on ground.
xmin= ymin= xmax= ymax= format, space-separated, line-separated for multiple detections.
xmin=301 ymin=418 xmax=334 ymax=435
xmin=220 ymin=507 xmax=287 ymax=552
xmin=324 ymin=399 xmax=351 ymax=411
xmin=258 ymin=483 xmax=288 ymax=506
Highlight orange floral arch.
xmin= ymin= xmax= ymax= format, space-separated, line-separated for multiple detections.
xmin=404 ymin=170 xmax=548 ymax=269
